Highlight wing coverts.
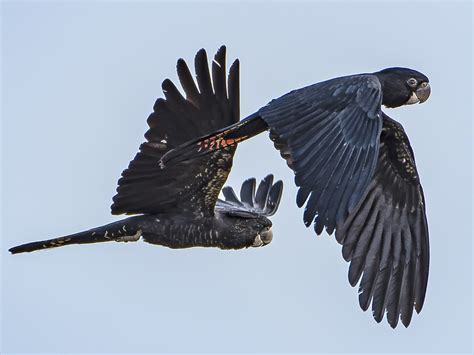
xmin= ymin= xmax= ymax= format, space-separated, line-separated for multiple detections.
xmin=259 ymin=75 xmax=383 ymax=235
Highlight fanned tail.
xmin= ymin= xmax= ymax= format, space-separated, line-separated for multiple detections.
xmin=159 ymin=114 xmax=268 ymax=167
xmin=9 ymin=219 xmax=142 ymax=254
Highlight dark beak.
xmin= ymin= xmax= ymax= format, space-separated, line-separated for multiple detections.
xmin=415 ymin=82 xmax=431 ymax=103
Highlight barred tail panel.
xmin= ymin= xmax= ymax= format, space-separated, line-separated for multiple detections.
xmin=160 ymin=114 xmax=267 ymax=167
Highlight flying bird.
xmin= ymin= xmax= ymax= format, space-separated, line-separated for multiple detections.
xmin=161 ymin=52 xmax=431 ymax=328
xmin=9 ymin=46 xmax=283 ymax=254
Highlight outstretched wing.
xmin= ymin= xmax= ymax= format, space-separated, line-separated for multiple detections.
xmin=216 ymin=174 xmax=283 ymax=218
xmin=111 ymin=46 xmax=240 ymax=216
xmin=259 ymin=74 xmax=383 ymax=235
xmin=335 ymin=114 xmax=429 ymax=328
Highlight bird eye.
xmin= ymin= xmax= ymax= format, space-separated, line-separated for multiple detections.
xmin=407 ymin=78 xmax=417 ymax=87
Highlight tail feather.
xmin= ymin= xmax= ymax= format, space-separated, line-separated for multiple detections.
xmin=9 ymin=219 xmax=141 ymax=254
xmin=159 ymin=114 xmax=268 ymax=167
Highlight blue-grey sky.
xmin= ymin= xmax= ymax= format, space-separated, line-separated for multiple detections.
xmin=2 ymin=1 xmax=472 ymax=353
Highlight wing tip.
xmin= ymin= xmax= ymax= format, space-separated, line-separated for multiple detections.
xmin=215 ymin=45 xmax=227 ymax=58
xmin=195 ymin=47 xmax=208 ymax=63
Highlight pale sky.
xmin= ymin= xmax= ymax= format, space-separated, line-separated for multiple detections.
xmin=2 ymin=1 xmax=472 ymax=353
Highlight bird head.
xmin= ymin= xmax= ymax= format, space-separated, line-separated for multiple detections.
xmin=374 ymin=67 xmax=431 ymax=108
xmin=231 ymin=216 xmax=273 ymax=247
xmin=250 ymin=216 xmax=273 ymax=247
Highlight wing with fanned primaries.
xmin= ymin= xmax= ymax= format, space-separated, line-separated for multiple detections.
xmin=335 ymin=114 xmax=429 ymax=328
xmin=111 ymin=46 xmax=240 ymax=216
xmin=259 ymin=74 xmax=383 ymax=235
xmin=216 ymin=175 xmax=283 ymax=218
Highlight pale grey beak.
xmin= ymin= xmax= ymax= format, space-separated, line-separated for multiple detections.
xmin=260 ymin=229 xmax=273 ymax=245
xmin=416 ymin=82 xmax=431 ymax=103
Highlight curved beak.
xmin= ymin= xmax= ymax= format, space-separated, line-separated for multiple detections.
xmin=260 ymin=229 xmax=273 ymax=245
xmin=415 ymin=82 xmax=431 ymax=103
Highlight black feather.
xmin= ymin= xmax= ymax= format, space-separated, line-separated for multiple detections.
xmin=240 ymin=178 xmax=256 ymax=207
xmin=335 ymin=114 xmax=429 ymax=327
xmin=217 ymin=175 xmax=283 ymax=218
xmin=111 ymin=47 xmax=240 ymax=216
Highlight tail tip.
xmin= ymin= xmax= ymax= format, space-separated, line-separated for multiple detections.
xmin=8 ymin=246 xmax=22 ymax=254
